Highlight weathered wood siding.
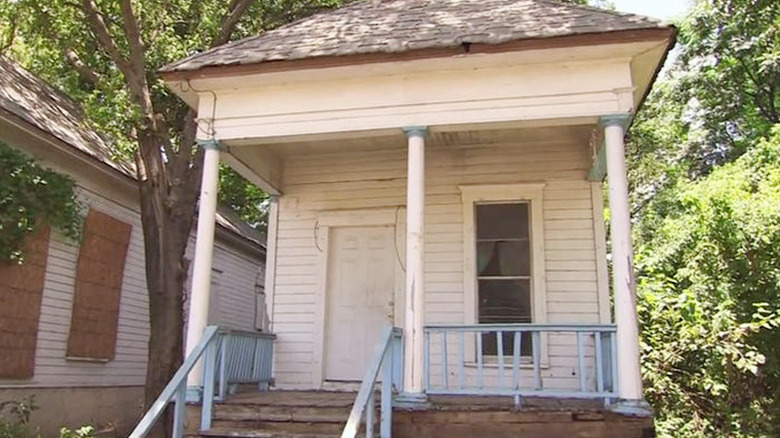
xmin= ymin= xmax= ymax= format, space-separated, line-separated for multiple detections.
xmin=271 ymin=135 xmax=609 ymax=389
xmin=0 ymin=178 xmax=264 ymax=388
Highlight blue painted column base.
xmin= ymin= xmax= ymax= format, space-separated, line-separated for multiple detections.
xmin=394 ymin=392 xmax=430 ymax=410
xmin=609 ymin=398 xmax=653 ymax=417
xmin=186 ymin=386 xmax=203 ymax=403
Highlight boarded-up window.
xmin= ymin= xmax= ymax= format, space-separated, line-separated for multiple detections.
xmin=66 ymin=209 xmax=132 ymax=361
xmin=0 ymin=228 xmax=50 ymax=379
xmin=476 ymin=203 xmax=533 ymax=357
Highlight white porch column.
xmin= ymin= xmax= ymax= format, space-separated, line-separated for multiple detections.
xmin=602 ymin=115 xmax=650 ymax=415
xmin=401 ymin=126 xmax=427 ymax=401
xmin=185 ymin=139 xmax=221 ymax=393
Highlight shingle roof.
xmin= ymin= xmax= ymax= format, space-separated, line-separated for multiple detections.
xmin=162 ymin=0 xmax=668 ymax=74
xmin=0 ymin=55 xmax=135 ymax=176
xmin=0 ymin=56 xmax=264 ymax=249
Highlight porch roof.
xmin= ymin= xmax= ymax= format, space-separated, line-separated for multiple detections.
xmin=161 ymin=0 xmax=670 ymax=77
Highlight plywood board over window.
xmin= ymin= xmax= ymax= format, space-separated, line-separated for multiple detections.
xmin=0 ymin=228 xmax=50 ymax=379
xmin=66 ymin=209 xmax=132 ymax=361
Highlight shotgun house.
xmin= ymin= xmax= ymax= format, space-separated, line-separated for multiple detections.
xmin=155 ymin=0 xmax=676 ymax=436
xmin=0 ymin=57 xmax=269 ymax=437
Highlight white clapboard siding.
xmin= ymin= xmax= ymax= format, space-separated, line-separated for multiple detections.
xmin=271 ymin=136 xmax=608 ymax=389
xmin=3 ymin=180 xmax=264 ymax=389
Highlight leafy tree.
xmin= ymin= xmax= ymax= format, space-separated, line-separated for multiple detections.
xmin=628 ymin=0 xmax=780 ymax=436
xmin=0 ymin=141 xmax=82 ymax=262
xmin=1 ymin=0 xmax=340 ymax=435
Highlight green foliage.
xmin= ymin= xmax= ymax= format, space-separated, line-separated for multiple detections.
xmin=219 ymin=167 xmax=269 ymax=229
xmin=0 ymin=141 xmax=83 ymax=262
xmin=628 ymin=1 xmax=780 ymax=436
xmin=58 ymin=425 xmax=95 ymax=438
xmin=0 ymin=397 xmax=38 ymax=438
xmin=636 ymin=127 xmax=780 ymax=437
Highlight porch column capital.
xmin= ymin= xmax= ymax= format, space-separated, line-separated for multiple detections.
xmin=196 ymin=138 xmax=223 ymax=150
xmin=599 ymin=114 xmax=631 ymax=129
xmin=402 ymin=126 xmax=428 ymax=138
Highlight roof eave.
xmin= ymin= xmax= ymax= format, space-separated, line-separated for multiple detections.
xmin=161 ymin=26 xmax=676 ymax=83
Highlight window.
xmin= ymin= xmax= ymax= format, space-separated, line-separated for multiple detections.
xmin=66 ymin=208 xmax=132 ymax=361
xmin=460 ymin=184 xmax=547 ymax=360
xmin=476 ymin=203 xmax=533 ymax=356
xmin=0 ymin=228 xmax=49 ymax=379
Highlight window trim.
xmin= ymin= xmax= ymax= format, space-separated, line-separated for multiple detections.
xmin=460 ymin=184 xmax=547 ymax=347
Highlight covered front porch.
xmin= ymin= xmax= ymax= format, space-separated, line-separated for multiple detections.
xmin=184 ymin=118 xmax=643 ymax=408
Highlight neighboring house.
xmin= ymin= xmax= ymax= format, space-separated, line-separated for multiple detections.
xmin=157 ymin=0 xmax=677 ymax=436
xmin=0 ymin=57 xmax=267 ymax=436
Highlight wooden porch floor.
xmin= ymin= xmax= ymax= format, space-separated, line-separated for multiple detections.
xmin=190 ymin=390 xmax=654 ymax=438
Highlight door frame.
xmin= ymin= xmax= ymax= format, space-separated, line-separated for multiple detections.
xmin=312 ymin=208 xmax=405 ymax=388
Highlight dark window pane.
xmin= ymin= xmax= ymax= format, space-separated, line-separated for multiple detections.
xmin=477 ymin=240 xmax=531 ymax=277
xmin=478 ymin=279 xmax=531 ymax=323
xmin=476 ymin=203 xmax=529 ymax=240
xmin=478 ymin=279 xmax=532 ymax=357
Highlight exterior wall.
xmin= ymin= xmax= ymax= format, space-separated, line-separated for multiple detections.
xmin=269 ymin=134 xmax=609 ymax=389
xmin=0 ymin=386 xmax=144 ymax=437
xmin=0 ymin=125 xmax=265 ymax=431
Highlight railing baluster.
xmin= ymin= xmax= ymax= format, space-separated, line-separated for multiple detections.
xmin=497 ymin=330 xmax=505 ymax=389
xmin=610 ymin=331 xmax=618 ymax=396
xmin=366 ymin=390 xmax=375 ymax=438
xmin=202 ymin=337 xmax=217 ymax=431
xmin=457 ymin=332 xmax=464 ymax=390
xmin=595 ymin=332 xmax=604 ymax=396
xmin=476 ymin=332 xmax=484 ymax=390
xmin=532 ymin=331 xmax=541 ymax=391
xmin=577 ymin=332 xmax=586 ymax=393
xmin=172 ymin=381 xmax=186 ymax=438
xmin=218 ymin=333 xmax=228 ymax=400
xmin=441 ymin=331 xmax=448 ymax=390
xmin=512 ymin=331 xmax=520 ymax=390
xmin=381 ymin=347 xmax=392 ymax=438
xmin=423 ymin=329 xmax=430 ymax=391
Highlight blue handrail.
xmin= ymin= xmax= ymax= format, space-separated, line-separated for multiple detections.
xmin=341 ymin=326 xmax=403 ymax=438
xmin=129 ymin=326 xmax=276 ymax=437
xmin=129 ymin=325 xmax=220 ymax=438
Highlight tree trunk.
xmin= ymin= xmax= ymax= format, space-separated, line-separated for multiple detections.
xmin=137 ymin=136 xmax=200 ymax=438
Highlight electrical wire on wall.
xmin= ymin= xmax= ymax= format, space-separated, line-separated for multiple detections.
xmin=180 ymin=80 xmax=219 ymax=140
xmin=311 ymin=206 xmax=407 ymax=272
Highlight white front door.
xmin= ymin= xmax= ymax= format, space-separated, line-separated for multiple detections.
xmin=325 ymin=226 xmax=396 ymax=381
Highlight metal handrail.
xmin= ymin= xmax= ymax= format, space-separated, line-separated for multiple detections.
xmin=423 ymin=323 xmax=618 ymax=403
xmin=341 ymin=326 xmax=403 ymax=438
xmin=129 ymin=325 xmax=220 ymax=438
xmin=129 ymin=326 xmax=276 ymax=437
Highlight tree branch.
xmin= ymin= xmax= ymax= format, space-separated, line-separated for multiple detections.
xmin=63 ymin=48 xmax=100 ymax=85
xmin=213 ymin=0 xmax=255 ymax=47
xmin=80 ymin=0 xmax=135 ymax=81
xmin=118 ymin=0 xmax=147 ymax=80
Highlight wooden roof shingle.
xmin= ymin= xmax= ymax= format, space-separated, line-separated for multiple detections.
xmin=162 ymin=0 xmax=668 ymax=74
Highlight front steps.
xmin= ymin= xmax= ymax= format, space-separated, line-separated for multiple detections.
xmin=191 ymin=391 xmax=370 ymax=437
xmin=190 ymin=391 xmax=653 ymax=438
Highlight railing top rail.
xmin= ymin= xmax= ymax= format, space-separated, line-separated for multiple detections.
xmin=424 ymin=323 xmax=616 ymax=332
xmin=218 ymin=328 xmax=277 ymax=339
xmin=129 ymin=325 xmax=220 ymax=438
xmin=341 ymin=325 xmax=399 ymax=438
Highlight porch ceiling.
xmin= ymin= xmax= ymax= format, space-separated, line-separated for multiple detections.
xmin=222 ymin=122 xmax=597 ymax=194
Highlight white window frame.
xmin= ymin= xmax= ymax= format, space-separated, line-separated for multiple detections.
xmin=460 ymin=184 xmax=547 ymax=361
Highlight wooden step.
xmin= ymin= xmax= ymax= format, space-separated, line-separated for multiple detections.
xmin=199 ymin=428 xmax=339 ymax=437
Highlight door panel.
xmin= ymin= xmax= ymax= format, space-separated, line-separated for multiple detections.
xmin=325 ymin=226 xmax=395 ymax=381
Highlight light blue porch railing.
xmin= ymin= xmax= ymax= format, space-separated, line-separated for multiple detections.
xmin=341 ymin=326 xmax=403 ymax=438
xmin=423 ymin=323 xmax=617 ymax=403
xmin=214 ymin=329 xmax=276 ymax=400
xmin=129 ymin=326 xmax=275 ymax=438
